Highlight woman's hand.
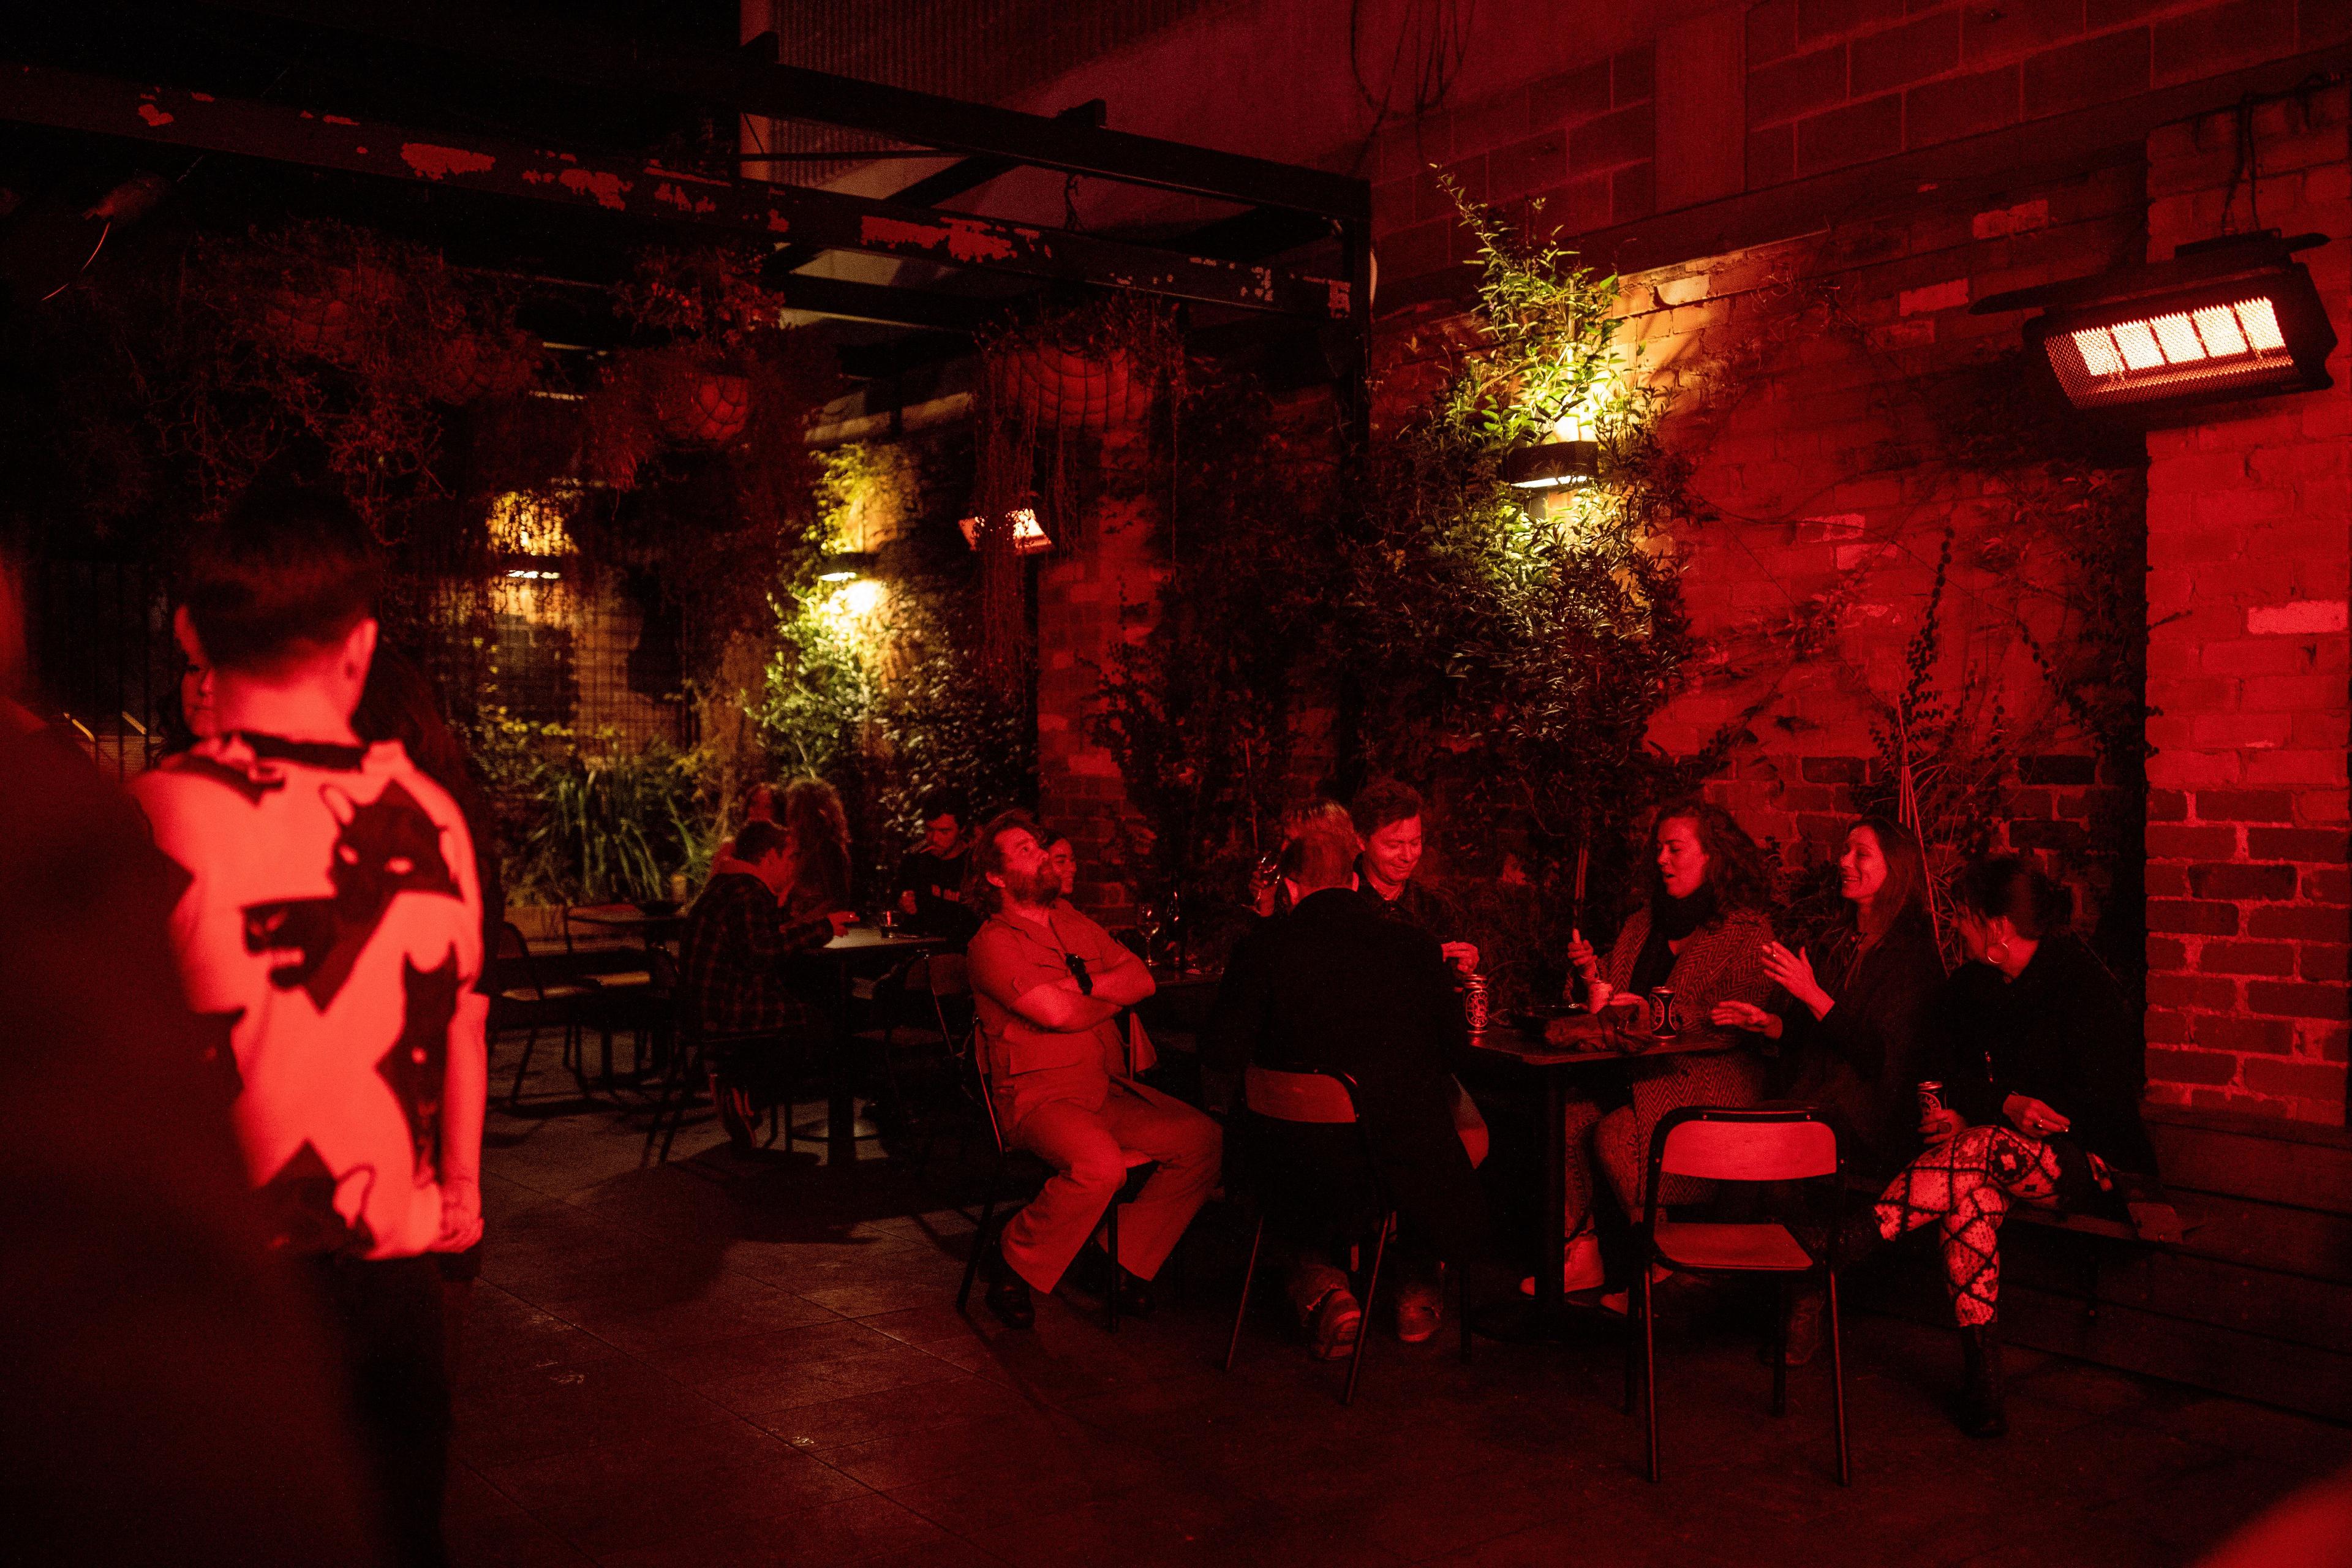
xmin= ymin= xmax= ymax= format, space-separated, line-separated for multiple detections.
xmin=1563 ymin=927 xmax=1599 ymax=981
xmin=2003 ymin=1093 xmax=2071 ymax=1139
xmin=1919 ymin=1107 xmax=1966 ymax=1148
xmin=826 ymin=910 xmax=859 ymax=938
xmin=1439 ymin=940 xmax=1481 ymax=975
xmin=1760 ymin=941 xmax=1833 ymax=1020
xmin=436 ymin=1175 xmax=483 ymax=1252
xmin=1711 ymin=1000 xmax=1782 ymax=1039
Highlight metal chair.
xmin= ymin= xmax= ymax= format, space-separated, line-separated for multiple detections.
xmin=642 ymin=948 xmax=827 ymax=1164
xmin=1223 ymin=1065 xmax=1472 ymax=1405
xmin=953 ymin=1036 xmax=1158 ymax=1333
xmin=492 ymin=922 xmax=597 ymax=1109
xmin=1626 ymin=1106 xmax=1850 ymax=1486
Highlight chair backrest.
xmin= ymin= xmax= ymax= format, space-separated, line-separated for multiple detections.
xmin=496 ymin=921 xmax=529 ymax=962
xmin=1244 ymin=1066 xmax=1360 ymax=1126
xmin=968 ymin=1033 xmax=1008 ymax=1155
xmin=1654 ymin=1108 xmax=1839 ymax=1185
xmin=924 ymin=952 xmax=971 ymax=998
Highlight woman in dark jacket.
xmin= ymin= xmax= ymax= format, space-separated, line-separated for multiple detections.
xmin=1875 ymin=856 xmax=2155 ymax=1438
xmin=1719 ymin=816 xmax=1948 ymax=1182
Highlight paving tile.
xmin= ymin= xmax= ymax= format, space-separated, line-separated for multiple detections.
xmin=592 ymin=1491 xmax=967 ymax=1568
xmin=452 ymin=1354 xmax=734 ymax=1469
xmin=632 ymin=1316 xmax=905 ymax=1386
xmin=481 ymin=1419 xmax=874 ymax=1558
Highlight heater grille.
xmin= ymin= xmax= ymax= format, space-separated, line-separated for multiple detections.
xmin=2048 ymin=297 xmax=2304 ymax=407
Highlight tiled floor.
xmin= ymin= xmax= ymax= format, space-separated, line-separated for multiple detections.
xmin=454 ymin=1042 xmax=2351 ymax=1567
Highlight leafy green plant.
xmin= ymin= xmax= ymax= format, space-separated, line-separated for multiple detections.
xmin=520 ymin=739 xmax=710 ymax=905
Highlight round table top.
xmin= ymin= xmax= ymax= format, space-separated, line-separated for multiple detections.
xmin=1469 ymin=1025 xmax=1734 ymax=1069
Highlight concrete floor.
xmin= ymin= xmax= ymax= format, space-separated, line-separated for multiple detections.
xmin=452 ymin=1041 xmax=2352 ymax=1568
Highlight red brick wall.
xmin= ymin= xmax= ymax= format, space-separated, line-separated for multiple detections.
xmin=2141 ymin=86 xmax=2351 ymax=1126
xmin=1034 ymin=424 xmax=1162 ymax=923
xmin=1741 ymin=0 xmax=2350 ymax=191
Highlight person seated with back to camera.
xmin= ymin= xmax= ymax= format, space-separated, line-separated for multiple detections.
xmin=1713 ymin=815 xmax=1947 ymax=1366
xmin=1551 ymin=798 xmax=1777 ymax=1308
xmin=1207 ymin=802 xmax=1496 ymax=1358
xmin=679 ymin=818 xmax=856 ymax=1152
xmin=1875 ymin=855 xmax=2157 ymax=1439
xmin=965 ymin=811 xmax=1221 ymax=1327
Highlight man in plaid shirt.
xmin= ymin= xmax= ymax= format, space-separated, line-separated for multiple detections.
xmin=678 ymin=819 xmax=854 ymax=1145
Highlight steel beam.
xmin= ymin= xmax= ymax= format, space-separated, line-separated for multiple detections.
xmin=205 ymin=0 xmax=1370 ymax=222
xmin=0 ymin=62 xmax=1353 ymax=319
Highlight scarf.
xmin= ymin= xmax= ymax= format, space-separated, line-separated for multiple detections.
xmin=1629 ymin=883 xmax=1719 ymax=995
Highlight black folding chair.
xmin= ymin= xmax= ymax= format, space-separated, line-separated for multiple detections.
xmin=1223 ymin=1065 xmax=1472 ymax=1406
xmin=1625 ymin=1106 xmax=1849 ymax=1485
xmin=953 ymin=1036 xmax=1157 ymax=1333
xmin=492 ymin=922 xmax=597 ymax=1109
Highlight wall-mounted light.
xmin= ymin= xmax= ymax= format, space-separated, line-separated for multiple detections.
xmin=504 ymin=568 xmax=562 ymax=581
xmin=1973 ymin=232 xmax=2337 ymax=421
xmin=1503 ymin=439 xmax=1600 ymax=490
xmin=957 ymin=507 xmax=1054 ymax=555
xmin=816 ymin=551 xmax=878 ymax=583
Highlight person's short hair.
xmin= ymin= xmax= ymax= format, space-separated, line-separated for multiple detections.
xmin=1036 ymin=825 xmax=1070 ymax=853
xmin=1955 ymin=854 xmax=2071 ymax=938
xmin=734 ymin=820 xmax=791 ymax=864
xmin=1349 ymin=778 xmax=1422 ymax=839
xmin=966 ymin=808 xmax=1038 ymax=917
xmin=180 ymin=484 xmax=380 ymax=674
xmin=1288 ymin=802 xmax=1361 ymax=893
xmin=918 ymin=789 xmax=970 ymax=827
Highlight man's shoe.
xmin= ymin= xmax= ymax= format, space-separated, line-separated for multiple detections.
xmin=1308 ymin=1288 xmax=1363 ymax=1360
xmin=710 ymin=1071 xmax=755 ymax=1153
xmin=1957 ymin=1323 xmax=2007 ymax=1438
xmin=1394 ymin=1283 xmax=1443 ymax=1344
xmin=981 ymin=1238 xmax=1035 ymax=1330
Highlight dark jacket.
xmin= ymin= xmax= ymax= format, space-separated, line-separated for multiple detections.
xmin=1929 ymin=933 xmax=2157 ymax=1175
xmin=1205 ymin=887 xmax=1488 ymax=1259
xmin=1773 ymin=910 xmax=1947 ymax=1179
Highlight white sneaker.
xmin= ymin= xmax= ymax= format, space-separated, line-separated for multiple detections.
xmin=1518 ymin=1231 xmax=1606 ymax=1296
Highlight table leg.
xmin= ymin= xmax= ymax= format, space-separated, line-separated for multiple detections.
xmin=1472 ymin=1065 xmax=1594 ymax=1344
xmin=827 ymin=962 xmax=857 ymax=1166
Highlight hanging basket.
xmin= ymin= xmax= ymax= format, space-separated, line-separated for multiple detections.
xmin=654 ymin=363 xmax=754 ymax=446
xmin=260 ymin=262 xmax=394 ymax=366
xmin=423 ymin=326 xmax=541 ymax=405
xmin=993 ymin=342 xmax=1153 ymax=435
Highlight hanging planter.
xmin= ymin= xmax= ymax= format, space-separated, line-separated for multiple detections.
xmin=653 ymin=361 xmax=754 ymax=446
xmin=260 ymin=260 xmax=394 ymax=365
xmin=992 ymin=341 xmax=1153 ymax=435
xmin=423 ymin=325 xmax=541 ymax=405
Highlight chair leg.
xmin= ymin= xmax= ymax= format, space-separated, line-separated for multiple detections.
xmin=1458 ymin=1260 xmax=1473 ymax=1365
xmin=507 ymin=1023 xmax=540 ymax=1109
xmin=1827 ymin=1270 xmax=1849 ymax=1487
xmin=1224 ymin=1214 xmax=1264 ymax=1373
xmin=1771 ymin=1276 xmax=1789 ymax=1418
xmin=656 ymin=1041 xmax=707 ymax=1165
xmin=1105 ymin=1201 xmax=1121 ymax=1334
xmin=640 ymin=1040 xmax=688 ymax=1164
xmin=957 ymin=1154 xmax=1007 ymax=1313
xmin=1641 ymin=1268 xmax=1660 ymax=1483
xmin=1343 ymin=1210 xmax=1390 ymax=1408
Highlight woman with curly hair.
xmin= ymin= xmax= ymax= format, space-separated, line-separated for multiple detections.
xmin=1540 ymin=799 xmax=1777 ymax=1302
xmin=780 ymin=777 xmax=853 ymax=918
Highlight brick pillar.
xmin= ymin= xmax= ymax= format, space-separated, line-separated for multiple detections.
xmin=1034 ymin=424 xmax=1163 ymax=925
xmin=2143 ymin=88 xmax=2351 ymax=1125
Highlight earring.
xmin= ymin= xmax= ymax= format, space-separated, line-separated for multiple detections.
xmin=1986 ymin=941 xmax=2009 ymax=967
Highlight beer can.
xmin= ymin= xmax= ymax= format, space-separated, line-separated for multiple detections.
xmin=1649 ymin=987 xmax=1679 ymax=1038
xmin=668 ymin=872 xmax=690 ymax=904
xmin=1462 ymin=970 xmax=1491 ymax=1035
xmin=1917 ymin=1080 xmax=1945 ymax=1120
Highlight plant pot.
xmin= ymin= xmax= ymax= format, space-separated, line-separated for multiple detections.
xmin=995 ymin=342 xmax=1152 ymax=434
xmin=654 ymin=364 xmax=754 ymax=445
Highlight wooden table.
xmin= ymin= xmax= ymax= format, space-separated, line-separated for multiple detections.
xmin=565 ymin=903 xmax=685 ymax=950
xmin=1469 ymin=1023 xmax=1732 ymax=1343
xmin=813 ymin=926 xmax=953 ymax=1164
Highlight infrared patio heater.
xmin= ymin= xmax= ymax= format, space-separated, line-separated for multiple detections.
xmin=1971 ymin=231 xmax=2337 ymax=424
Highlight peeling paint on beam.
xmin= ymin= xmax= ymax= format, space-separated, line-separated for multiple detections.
xmin=0 ymin=61 xmax=1349 ymax=320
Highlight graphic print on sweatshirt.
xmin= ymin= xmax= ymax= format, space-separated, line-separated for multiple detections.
xmin=135 ymin=734 xmax=482 ymax=1259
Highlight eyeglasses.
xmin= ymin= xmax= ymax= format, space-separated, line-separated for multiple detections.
xmin=1064 ymin=952 xmax=1093 ymax=995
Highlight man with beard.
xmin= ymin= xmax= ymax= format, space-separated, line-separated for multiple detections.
xmin=963 ymin=812 xmax=1221 ymax=1327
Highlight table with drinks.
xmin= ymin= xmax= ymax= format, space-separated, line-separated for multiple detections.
xmin=1467 ymin=986 xmax=1730 ymax=1344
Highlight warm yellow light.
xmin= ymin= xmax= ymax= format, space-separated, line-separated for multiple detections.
xmin=842 ymin=578 xmax=886 ymax=616
xmin=487 ymin=491 xmax=574 ymax=557
xmin=817 ymin=570 xmax=858 ymax=582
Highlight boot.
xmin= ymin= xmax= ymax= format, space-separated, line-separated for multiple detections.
xmin=1958 ymin=1323 xmax=2007 ymax=1438
xmin=981 ymin=1235 xmax=1035 ymax=1330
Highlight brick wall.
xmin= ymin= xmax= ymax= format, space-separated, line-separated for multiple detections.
xmin=1742 ymin=0 xmax=2350 ymax=191
xmin=1034 ymin=424 xmax=1163 ymax=922
xmin=1606 ymin=156 xmax=2149 ymax=917
xmin=2141 ymin=86 xmax=2351 ymax=1126
xmin=1370 ymin=43 xmax=1658 ymax=286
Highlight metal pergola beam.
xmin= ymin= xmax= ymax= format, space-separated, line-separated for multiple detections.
xmin=208 ymin=0 xmax=1371 ymax=224
xmin=0 ymin=62 xmax=1354 ymax=320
